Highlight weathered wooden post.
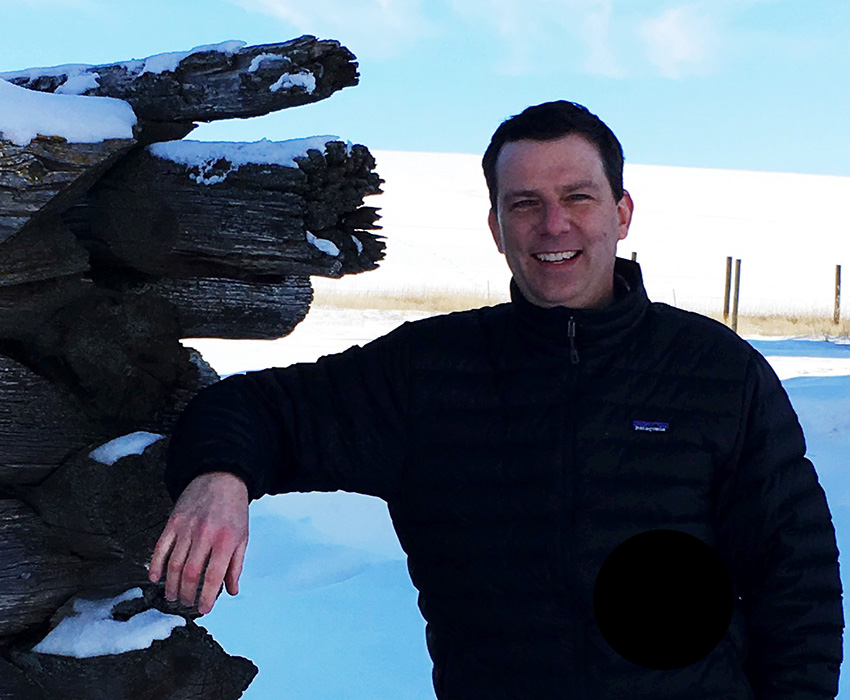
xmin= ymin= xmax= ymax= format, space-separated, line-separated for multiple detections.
xmin=835 ymin=264 xmax=842 ymax=325
xmin=731 ymin=258 xmax=742 ymax=334
xmin=0 ymin=36 xmax=383 ymax=699
xmin=723 ymin=256 xmax=733 ymax=324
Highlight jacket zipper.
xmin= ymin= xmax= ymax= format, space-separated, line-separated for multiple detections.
xmin=565 ymin=315 xmax=584 ymax=695
xmin=568 ymin=316 xmax=580 ymax=365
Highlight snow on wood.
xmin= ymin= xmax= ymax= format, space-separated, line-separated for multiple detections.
xmin=0 ymin=34 xmax=379 ymax=700
xmin=0 ymin=79 xmax=137 ymax=146
xmin=307 ymin=231 xmax=342 ymax=256
xmin=148 ymin=136 xmax=343 ymax=182
xmin=89 ymin=432 xmax=164 ymax=466
xmin=32 ymin=588 xmax=185 ymax=658
xmin=2 ymin=35 xmax=359 ymax=123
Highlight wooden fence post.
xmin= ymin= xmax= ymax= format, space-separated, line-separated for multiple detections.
xmin=835 ymin=265 xmax=842 ymax=325
xmin=731 ymin=258 xmax=741 ymax=333
xmin=723 ymin=256 xmax=732 ymax=323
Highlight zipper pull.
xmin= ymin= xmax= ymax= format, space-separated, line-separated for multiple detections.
xmin=568 ymin=317 xmax=580 ymax=365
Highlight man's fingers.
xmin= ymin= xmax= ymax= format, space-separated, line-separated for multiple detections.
xmin=164 ymin=534 xmax=193 ymax=603
xmin=196 ymin=536 xmax=237 ymax=614
xmin=148 ymin=527 xmax=176 ymax=583
xmin=180 ymin=538 xmax=216 ymax=609
xmin=224 ymin=538 xmax=248 ymax=597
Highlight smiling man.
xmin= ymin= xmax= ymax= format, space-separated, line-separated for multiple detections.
xmin=487 ymin=133 xmax=633 ymax=310
xmin=151 ymin=101 xmax=843 ymax=699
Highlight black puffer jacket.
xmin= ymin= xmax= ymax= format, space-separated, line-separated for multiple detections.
xmin=167 ymin=259 xmax=843 ymax=699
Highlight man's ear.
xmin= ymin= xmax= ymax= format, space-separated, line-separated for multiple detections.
xmin=488 ymin=208 xmax=504 ymax=253
xmin=617 ymin=191 xmax=634 ymax=241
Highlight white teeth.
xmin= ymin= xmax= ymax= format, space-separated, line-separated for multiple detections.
xmin=534 ymin=251 xmax=579 ymax=262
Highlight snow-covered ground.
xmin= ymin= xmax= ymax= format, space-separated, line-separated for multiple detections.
xmin=186 ymin=150 xmax=850 ymax=699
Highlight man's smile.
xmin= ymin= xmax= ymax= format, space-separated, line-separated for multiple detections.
xmin=532 ymin=250 xmax=581 ymax=263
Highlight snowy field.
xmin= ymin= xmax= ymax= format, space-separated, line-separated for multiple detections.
xmin=305 ymin=150 xmax=850 ymax=318
xmin=185 ymin=151 xmax=850 ymax=699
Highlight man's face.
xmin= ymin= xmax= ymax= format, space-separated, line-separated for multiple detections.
xmin=488 ymin=134 xmax=633 ymax=309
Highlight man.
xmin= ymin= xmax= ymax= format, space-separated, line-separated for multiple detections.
xmin=150 ymin=101 xmax=843 ymax=698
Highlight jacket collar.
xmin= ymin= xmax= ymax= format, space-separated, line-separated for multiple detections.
xmin=509 ymin=258 xmax=650 ymax=358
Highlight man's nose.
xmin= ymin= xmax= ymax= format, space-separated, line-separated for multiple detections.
xmin=540 ymin=201 xmax=571 ymax=235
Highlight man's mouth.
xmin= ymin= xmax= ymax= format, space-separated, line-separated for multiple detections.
xmin=533 ymin=251 xmax=580 ymax=263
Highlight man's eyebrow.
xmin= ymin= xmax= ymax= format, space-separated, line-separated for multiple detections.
xmin=559 ymin=179 xmax=599 ymax=192
xmin=502 ymin=180 xmax=601 ymax=200
xmin=502 ymin=188 xmax=540 ymax=200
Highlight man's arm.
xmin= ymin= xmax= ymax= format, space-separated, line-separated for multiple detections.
xmin=149 ymin=472 xmax=248 ymax=614
xmin=148 ymin=328 xmax=412 ymax=612
xmin=715 ymin=353 xmax=843 ymax=698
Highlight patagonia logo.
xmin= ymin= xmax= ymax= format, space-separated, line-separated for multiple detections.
xmin=633 ymin=420 xmax=669 ymax=433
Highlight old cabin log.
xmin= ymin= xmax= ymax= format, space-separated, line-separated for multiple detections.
xmin=64 ymin=139 xmax=383 ymax=282
xmin=0 ymin=215 xmax=89 ymax=286
xmin=20 ymin=439 xmax=175 ymax=565
xmin=0 ymin=499 xmax=89 ymax=638
xmin=144 ymin=276 xmax=314 ymax=340
xmin=0 ymin=355 xmax=104 ymax=486
xmin=0 ymin=286 xmax=214 ymax=433
xmin=0 ymin=36 xmax=382 ymax=700
xmin=0 ymin=136 xmax=135 ymax=244
xmin=9 ymin=586 xmax=258 ymax=700
xmin=1 ymin=35 xmax=358 ymax=124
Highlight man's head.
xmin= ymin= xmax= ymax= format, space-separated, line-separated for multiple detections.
xmin=483 ymin=101 xmax=625 ymax=212
xmin=484 ymin=101 xmax=633 ymax=310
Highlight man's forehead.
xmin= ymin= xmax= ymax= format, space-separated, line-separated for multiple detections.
xmin=495 ymin=135 xmax=607 ymax=186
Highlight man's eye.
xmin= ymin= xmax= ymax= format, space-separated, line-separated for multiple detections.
xmin=567 ymin=193 xmax=592 ymax=202
xmin=511 ymin=199 xmax=537 ymax=210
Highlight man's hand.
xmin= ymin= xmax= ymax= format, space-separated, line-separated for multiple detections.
xmin=148 ymin=472 xmax=249 ymax=614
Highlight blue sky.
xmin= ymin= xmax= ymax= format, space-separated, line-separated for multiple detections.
xmin=2 ymin=0 xmax=849 ymax=176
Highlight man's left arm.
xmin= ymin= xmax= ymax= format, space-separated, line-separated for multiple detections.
xmin=715 ymin=352 xmax=843 ymax=699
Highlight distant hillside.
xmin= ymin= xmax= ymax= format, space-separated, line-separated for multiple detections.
xmin=314 ymin=150 xmax=850 ymax=321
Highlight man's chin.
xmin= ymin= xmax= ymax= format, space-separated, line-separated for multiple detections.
xmin=522 ymin=282 xmax=611 ymax=310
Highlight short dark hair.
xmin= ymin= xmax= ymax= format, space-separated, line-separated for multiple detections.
xmin=482 ymin=100 xmax=625 ymax=211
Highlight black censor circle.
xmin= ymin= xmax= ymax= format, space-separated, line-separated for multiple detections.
xmin=593 ymin=529 xmax=734 ymax=670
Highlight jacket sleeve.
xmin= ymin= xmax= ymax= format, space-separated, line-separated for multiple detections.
xmin=715 ymin=352 xmax=843 ymax=699
xmin=164 ymin=324 xmax=412 ymax=503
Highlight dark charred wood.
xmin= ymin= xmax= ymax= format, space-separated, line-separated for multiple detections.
xmin=111 ymin=583 xmax=204 ymax=623
xmin=145 ymin=275 xmax=313 ymax=340
xmin=0 ymin=656 xmax=47 ymax=700
xmin=0 ymin=136 xmax=134 ymax=244
xmin=0 ymin=215 xmax=89 ymax=286
xmin=4 ymin=36 xmax=358 ymax=124
xmin=8 ymin=595 xmax=257 ymax=700
xmin=0 ymin=285 xmax=213 ymax=435
xmin=0 ymin=355 xmax=104 ymax=486
xmin=0 ymin=277 xmax=92 ymax=340
xmin=133 ymin=120 xmax=197 ymax=147
xmin=64 ymin=141 xmax=383 ymax=281
xmin=20 ymin=441 xmax=173 ymax=564
xmin=0 ymin=499 xmax=87 ymax=638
